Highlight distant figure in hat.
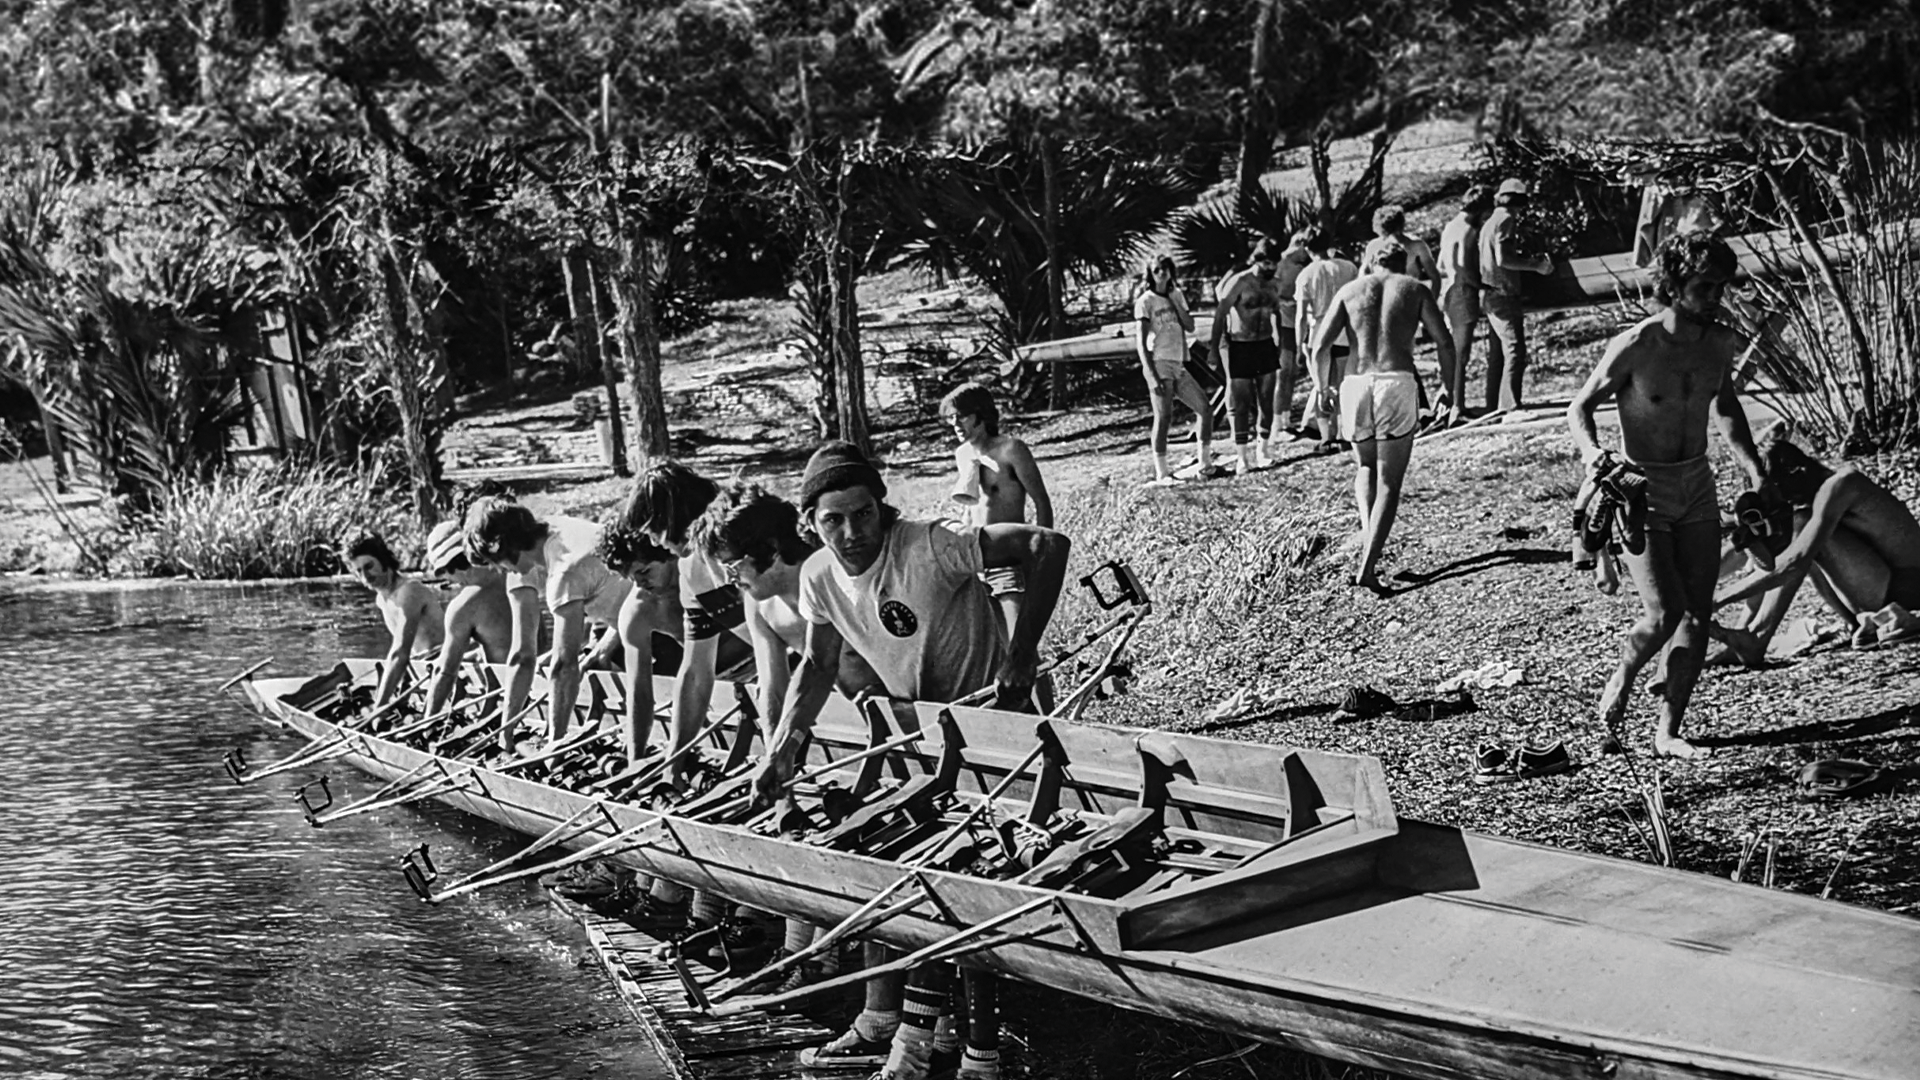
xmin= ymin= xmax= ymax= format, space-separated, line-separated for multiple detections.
xmin=1436 ymin=184 xmax=1497 ymax=426
xmin=1479 ymin=178 xmax=1555 ymax=414
xmin=339 ymin=530 xmax=445 ymax=707
xmin=420 ymin=519 xmax=514 ymax=720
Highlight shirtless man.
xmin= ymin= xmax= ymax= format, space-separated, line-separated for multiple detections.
xmin=1568 ymin=230 xmax=1768 ymax=759
xmin=1210 ymin=238 xmax=1289 ymax=474
xmin=1715 ymin=438 xmax=1920 ymax=655
xmin=942 ymin=383 xmax=1053 ymax=635
xmin=420 ymin=520 xmax=514 ymax=720
xmin=1294 ymin=231 xmax=1359 ymax=452
xmin=748 ymin=441 xmax=1070 ymax=1076
xmin=1133 ymin=253 xmax=1215 ymax=484
xmin=340 ymin=531 xmax=445 ymax=707
xmin=1436 ymin=185 xmax=1495 ymax=425
xmin=1362 ymin=204 xmax=1440 ymax=293
xmin=1480 ymin=179 xmax=1555 ymax=414
xmin=1308 ymin=241 xmax=1455 ymax=591
xmin=463 ymin=498 xmax=632 ymax=751
xmin=1269 ymin=229 xmax=1314 ymax=447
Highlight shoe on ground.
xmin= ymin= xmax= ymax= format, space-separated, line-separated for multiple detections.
xmin=1516 ymin=739 xmax=1572 ymax=779
xmin=1471 ymin=744 xmax=1520 ymax=785
xmin=799 ymin=1027 xmax=894 ymax=1071
xmin=623 ymin=896 xmax=690 ymax=938
xmin=1336 ymin=685 xmax=1395 ymax=720
xmin=1872 ymin=603 xmax=1920 ymax=646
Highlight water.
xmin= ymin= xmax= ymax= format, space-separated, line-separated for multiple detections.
xmin=0 ymin=582 xmax=666 ymax=1080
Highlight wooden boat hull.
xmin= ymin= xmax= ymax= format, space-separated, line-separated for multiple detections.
xmin=236 ymin=662 xmax=1920 ymax=1080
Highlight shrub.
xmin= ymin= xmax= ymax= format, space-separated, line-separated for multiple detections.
xmin=121 ymin=463 xmax=417 ymax=580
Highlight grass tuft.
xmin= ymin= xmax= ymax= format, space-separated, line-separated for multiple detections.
xmin=121 ymin=463 xmax=416 ymax=580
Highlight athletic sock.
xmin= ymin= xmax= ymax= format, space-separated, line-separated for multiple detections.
xmin=957 ymin=1046 xmax=1001 ymax=1079
xmin=1153 ymin=452 xmax=1171 ymax=478
xmin=852 ymin=1007 xmax=902 ymax=1044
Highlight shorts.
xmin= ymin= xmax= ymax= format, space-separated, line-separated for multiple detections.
xmin=981 ymin=565 xmax=1026 ymax=597
xmin=1149 ymin=359 xmax=1209 ymax=414
xmin=1886 ymin=567 xmax=1920 ymax=609
xmin=1339 ymin=371 xmax=1419 ymax=441
xmin=1226 ymin=338 xmax=1279 ymax=379
xmin=1634 ymin=454 xmax=1718 ymax=532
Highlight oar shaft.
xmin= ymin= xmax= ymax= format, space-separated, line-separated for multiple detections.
xmin=315 ymin=769 xmax=474 ymax=825
xmin=429 ymin=815 xmax=662 ymax=903
xmin=218 ymin=657 xmax=274 ymax=692
xmin=438 ymin=802 xmax=607 ymax=892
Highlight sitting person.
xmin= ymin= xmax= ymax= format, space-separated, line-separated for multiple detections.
xmin=1714 ymin=437 xmax=1920 ymax=656
xmin=340 ymin=530 xmax=445 ymax=707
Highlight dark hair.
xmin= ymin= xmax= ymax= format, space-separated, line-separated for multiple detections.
xmin=690 ymin=482 xmax=815 ymax=572
xmin=940 ymin=384 xmax=999 ymax=437
xmin=1140 ymin=253 xmax=1177 ymax=296
xmin=1372 ymin=205 xmax=1405 ymax=235
xmin=622 ymin=459 xmax=719 ymax=549
xmin=1251 ymin=237 xmax=1282 ymax=263
xmin=1653 ymin=229 xmax=1738 ymax=306
xmin=798 ymin=498 xmax=902 ymax=544
xmin=1305 ymin=230 xmax=1336 ymax=256
xmin=1369 ymin=238 xmax=1409 ymax=274
xmin=462 ymin=497 xmax=546 ymax=568
xmin=340 ymin=531 xmax=398 ymax=572
xmin=595 ymin=517 xmax=675 ymax=575
xmin=1764 ymin=439 xmax=1835 ymax=507
xmin=1462 ymin=184 xmax=1495 ymax=217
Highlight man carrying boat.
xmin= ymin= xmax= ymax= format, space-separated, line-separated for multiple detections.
xmin=340 ymin=530 xmax=445 ymax=708
xmin=749 ymin=441 xmax=1070 ymax=1077
xmin=420 ymin=520 xmax=514 ymax=720
xmin=462 ymin=498 xmax=632 ymax=753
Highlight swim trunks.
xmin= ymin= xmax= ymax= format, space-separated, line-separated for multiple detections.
xmin=1226 ymin=338 xmax=1279 ymax=379
xmin=1338 ymin=370 xmax=1419 ymax=441
xmin=981 ymin=565 xmax=1026 ymax=597
xmin=1632 ymin=454 xmax=1718 ymax=532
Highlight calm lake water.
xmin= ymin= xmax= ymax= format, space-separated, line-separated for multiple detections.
xmin=0 ymin=582 xmax=666 ymax=1080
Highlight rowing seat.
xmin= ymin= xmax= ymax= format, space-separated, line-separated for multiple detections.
xmin=1014 ymin=732 xmax=1185 ymax=890
xmin=807 ymin=709 xmax=963 ymax=851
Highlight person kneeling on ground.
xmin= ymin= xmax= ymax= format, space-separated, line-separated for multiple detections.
xmin=1714 ymin=436 xmax=1920 ymax=656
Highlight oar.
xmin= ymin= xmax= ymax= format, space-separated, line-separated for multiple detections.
xmin=217 ymin=657 xmax=274 ymax=693
xmin=425 ymin=813 xmax=667 ymax=904
xmin=595 ymin=702 xmax=746 ymax=798
xmin=309 ymin=765 xmax=481 ymax=827
xmin=301 ymin=757 xmax=440 ymax=824
xmin=494 ymin=720 xmax=616 ymax=774
xmin=697 ymin=729 xmax=926 ymax=823
xmin=703 ymin=895 xmax=1060 ymax=1016
xmin=415 ymin=800 xmax=616 ymax=899
xmin=224 ymin=671 xmax=428 ymax=783
xmin=387 ymin=686 xmax=504 ymax=745
xmin=705 ymin=733 xmax=1052 ymax=1005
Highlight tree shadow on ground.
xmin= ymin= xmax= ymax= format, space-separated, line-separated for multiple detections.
xmin=1698 ymin=702 xmax=1920 ymax=749
xmin=1387 ymin=547 xmax=1569 ymax=594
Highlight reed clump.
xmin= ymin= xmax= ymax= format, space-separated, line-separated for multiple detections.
xmin=121 ymin=463 xmax=415 ymax=579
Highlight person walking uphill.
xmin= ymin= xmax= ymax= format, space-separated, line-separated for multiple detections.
xmin=1479 ymin=178 xmax=1554 ymax=415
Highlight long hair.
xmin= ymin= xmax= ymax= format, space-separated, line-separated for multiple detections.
xmin=622 ymin=459 xmax=719 ymax=549
xmin=339 ymin=531 xmax=398 ymax=572
xmin=689 ymin=481 xmax=815 ymax=572
xmin=1653 ymin=230 xmax=1737 ymax=306
xmin=462 ymin=497 xmax=546 ymax=567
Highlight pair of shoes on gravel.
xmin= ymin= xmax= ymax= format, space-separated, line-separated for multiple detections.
xmin=1472 ymin=739 xmax=1573 ymax=784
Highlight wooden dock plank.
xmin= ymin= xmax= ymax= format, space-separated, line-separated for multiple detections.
xmin=550 ymin=890 xmax=840 ymax=1079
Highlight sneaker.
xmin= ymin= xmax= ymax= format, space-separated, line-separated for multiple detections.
xmin=623 ymin=896 xmax=690 ymax=938
xmin=799 ymin=1028 xmax=894 ymax=1071
xmin=1852 ymin=613 xmax=1879 ymax=650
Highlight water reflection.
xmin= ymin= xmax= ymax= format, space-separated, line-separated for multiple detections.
xmin=0 ymin=582 xmax=663 ymax=1080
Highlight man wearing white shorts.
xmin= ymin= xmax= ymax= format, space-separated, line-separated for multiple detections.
xmin=1310 ymin=241 xmax=1455 ymax=591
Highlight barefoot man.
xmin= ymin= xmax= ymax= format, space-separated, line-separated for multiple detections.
xmin=1209 ymin=238 xmax=1290 ymax=475
xmin=942 ymin=383 xmax=1053 ymax=637
xmin=1714 ymin=437 xmax=1920 ymax=656
xmin=1308 ymin=241 xmax=1453 ymax=591
xmin=1568 ymin=230 xmax=1768 ymax=759
xmin=340 ymin=530 xmax=445 ymax=707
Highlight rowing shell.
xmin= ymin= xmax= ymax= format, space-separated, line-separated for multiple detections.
xmin=234 ymin=660 xmax=1919 ymax=1080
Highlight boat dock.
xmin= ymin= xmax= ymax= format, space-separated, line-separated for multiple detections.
xmin=548 ymin=890 xmax=842 ymax=1080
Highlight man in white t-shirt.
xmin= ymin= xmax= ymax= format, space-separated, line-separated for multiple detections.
xmin=464 ymin=498 xmax=631 ymax=752
xmin=747 ymin=441 xmax=1069 ymax=1074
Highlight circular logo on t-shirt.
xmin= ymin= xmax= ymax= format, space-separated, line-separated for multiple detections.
xmin=879 ymin=600 xmax=918 ymax=638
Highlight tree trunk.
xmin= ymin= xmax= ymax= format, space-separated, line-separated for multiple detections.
xmin=1040 ymin=134 xmax=1067 ymax=410
xmin=606 ymin=232 xmax=671 ymax=461
xmin=828 ymin=242 xmax=869 ymax=452
xmin=566 ymin=249 xmax=628 ymax=475
xmin=1236 ymin=0 xmax=1282 ymax=221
